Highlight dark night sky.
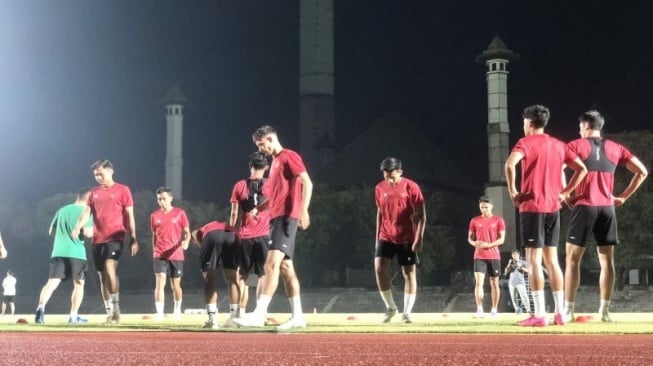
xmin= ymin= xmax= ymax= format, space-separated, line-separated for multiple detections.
xmin=2 ymin=1 xmax=652 ymax=205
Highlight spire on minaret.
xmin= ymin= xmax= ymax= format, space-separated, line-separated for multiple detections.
xmin=299 ymin=0 xmax=336 ymax=171
xmin=477 ymin=35 xmax=518 ymax=252
xmin=162 ymin=85 xmax=187 ymax=200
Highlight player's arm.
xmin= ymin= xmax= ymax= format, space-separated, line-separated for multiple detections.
xmin=375 ymin=208 xmax=382 ymax=248
xmin=412 ymin=202 xmax=426 ymax=253
xmin=560 ymin=157 xmax=588 ymax=201
xmin=487 ymin=230 xmax=506 ymax=248
xmin=298 ymin=171 xmax=313 ymax=230
xmin=467 ymin=230 xmax=477 ymax=248
xmin=614 ymin=156 xmax=648 ymax=206
xmin=181 ymin=226 xmax=191 ymax=250
xmin=0 ymin=231 xmax=6 ymax=259
xmin=70 ymin=205 xmax=91 ymax=240
xmin=125 ymin=205 xmax=139 ymax=256
xmin=229 ymin=201 xmax=240 ymax=227
xmin=504 ymin=151 xmax=525 ymax=207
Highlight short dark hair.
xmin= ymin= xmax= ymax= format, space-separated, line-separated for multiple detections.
xmin=77 ymin=187 xmax=91 ymax=199
xmin=478 ymin=195 xmax=492 ymax=204
xmin=380 ymin=157 xmax=402 ymax=172
xmin=522 ymin=105 xmax=550 ymax=128
xmin=249 ymin=151 xmax=269 ymax=170
xmin=156 ymin=186 xmax=173 ymax=195
xmin=91 ymin=159 xmax=113 ymax=170
xmin=252 ymin=125 xmax=277 ymax=141
xmin=579 ymin=110 xmax=605 ymax=130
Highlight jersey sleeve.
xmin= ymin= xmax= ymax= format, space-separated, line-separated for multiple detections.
xmin=615 ymin=142 xmax=634 ymax=166
xmin=230 ymin=181 xmax=243 ymax=203
xmin=150 ymin=213 xmax=156 ymax=233
xmin=286 ymin=150 xmax=307 ymax=177
xmin=85 ymin=214 xmax=93 ymax=228
xmin=374 ymin=185 xmax=382 ymax=209
xmin=180 ymin=210 xmax=189 ymax=228
xmin=407 ymin=180 xmax=425 ymax=206
xmin=497 ymin=216 xmax=506 ymax=231
xmin=512 ymin=137 xmax=528 ymax=155
xmin=122 ymin=185 xmax=134 ymax=207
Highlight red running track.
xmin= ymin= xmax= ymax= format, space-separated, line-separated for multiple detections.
xmin=1 ymin=332 xmax=652 ymax=365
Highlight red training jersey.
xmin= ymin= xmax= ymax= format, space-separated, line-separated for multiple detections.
xmin=511 ymin=134 xmax=567 ymax=213
xmin=88 ymin=183 xmax=133 ymax=244
xmin=566 ymin=137 xmax=633 ymax=206
xmin=150 ymin=207 xmax=189 ymax=261
xmin=262 ymin=149 xmax=307 ymax=220
xmin=230 ymin=179 xmax=270 ymax=239
xmin=375 ymin=177 xmax=425 ymax=244
xmin=196 ymin=221 xmax=231 ymax=243
xmin=468 ymin=215 xmax=505 ymax=260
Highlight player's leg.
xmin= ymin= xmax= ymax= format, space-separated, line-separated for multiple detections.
xmin=375 ymin=241 xmax=398 ymax=322
xmin=564 ymin=243 xmax=586 ymax=320
xmin=199 ymin=233 xmax=218 ymax=328
xmin=400 ymin=263 xmax=417 ymax=323
xmin=473 ymin=259 xmax=487 ymax=317
xmin=489 ymin=274 xmax=500 ymax=316
xmin=69 ymin=278 xmax=87 ymax=324
xmin=92 ymin=245 xmax=112 ymax=317
xmin=223 ymin=268 xmax=241 ymax=319
xmin=153 ymin=259 xmax=168 ymax=319
xmin=542 ymin=212 xmax=564 ymax=321
xmin=169 ymin=260 xmax=184 ymax=319
xmin=597 ymin=245 xmax=615 ymax=321
xmin=36 ymin=279 xmax=61 ymax=323
xmin=223 ymin=233 xmax=242 ymax=322
xmin=280 ymin=259 xmax=302 ymax=318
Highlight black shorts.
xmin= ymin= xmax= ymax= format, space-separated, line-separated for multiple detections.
xmin=49 ymin=257 xmax=88 ymax=281
xmin=198 ymin=230 xmax=239 ymax=272
xmin=153 ymin=258 xmax=184 ymax=278
xmin=519 ymin=211 xmax=560 ymax=248
xmin=92 ymin=242 xmax=124 ymax=271
xmin=566 ymin=205 xmax=618 ymax=247
xmin=473 ymin=259 xmax=501 ymax=277
xmin=269 ymin=217 xmax=298 ymax=259
xmin=2 ymin=296 xmax=14 ymax=304
xmin=375 ymin=240 xmax=419 ymax=266
xmin=240 ymin=235 xmax=270 ymax=277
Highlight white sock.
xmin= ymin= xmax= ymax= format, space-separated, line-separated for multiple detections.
xmin=255 ymin=295 xmax=272 ymax=316
xmin=291 ymin=296 xmax=303 ymax=318
xmin=552 ymin=290 xmax=564 ymax=314
xmin=104 ymin=300 xmax=113 ymax=314
xmin=565 ymin=301 xmax=575 ymax=316
xmin=37 ymin=304 xmax=44 ymax=312
xmin=380 ymin=290 xmax=397 ymax=310
xmin=490 ymin=307 xmax=498 ymax=314
xmin=174 ymin=299 xmax=182 ymax=314
xmin=155 ymin=301 xmax=164 ymax=315
xmin=70 ymin=311 xmax=77 ymax=318
xmin=477 ymin=305 xmax=484 ymax=313
xmin=532 ymin=290 xmax=546 ymax=318
xmin=206 ymin=303 xmax=217 ymax=321
xmin=599 ymin=300 xmax=611 ymax=315
xmin=229 ymin=304 xmax=239 ymax=318
xmin=403 ymin=293 xmax=416 ymax=314
xmin=240 ymin=307 xmax=247 ymax=316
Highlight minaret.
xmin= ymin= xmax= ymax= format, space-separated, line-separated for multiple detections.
xmin=299 ymin=0 xmax=335 ymax=171
xmin=161 ymin=85 xmax=187 ymax=200
xmin=476 ymin=36 xmax=519 ymax=252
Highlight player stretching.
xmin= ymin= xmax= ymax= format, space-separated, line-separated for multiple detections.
xmin=374 ymin=157 xmax=426 ymax=324
xmin=72 ymin=159 xmax=139 ymax=323
xmin=150 ymin=186 xmax=190 ymax=321
xmin=564 ymin=111 xmax=648 ymax=322
xmin=192 ymin=221 xmax=239 ymax=329
xmin=234 ymin=125 xmax=313 ymax=330
xmin=505 ymin=105 xmax=587 ymax=327
xmin=36 ymin=188 xmax=93 ymax=324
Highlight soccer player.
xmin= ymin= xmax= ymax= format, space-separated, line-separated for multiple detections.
xmin=192 ymin=221 xmax=239 ymax=329
xmin=504 ymin=249 xmax=530 ymax=314
xmin=150 ymin=186 xmax=190 ymax=321
xmin=227 ymin=151 xmax=270 ymax=326
xmin=468 ymin=196 xmax=505 ymax=318
xmin=505 ymin=105 xmax=587 ymax=327
xmin=35 ymin=187 xmax=93 ymax=324
xmin=234 ymin=125 xmax=313 ymax=330
xmin=1 ymin=270 xmax=16 ymax=315
xmin=374 ymin=157 xmax=426 ymax=324
xmin=71 ymin=159 xmax=139 ymax=323
xmin=563 ymin=111 xmax=648 ymax=322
